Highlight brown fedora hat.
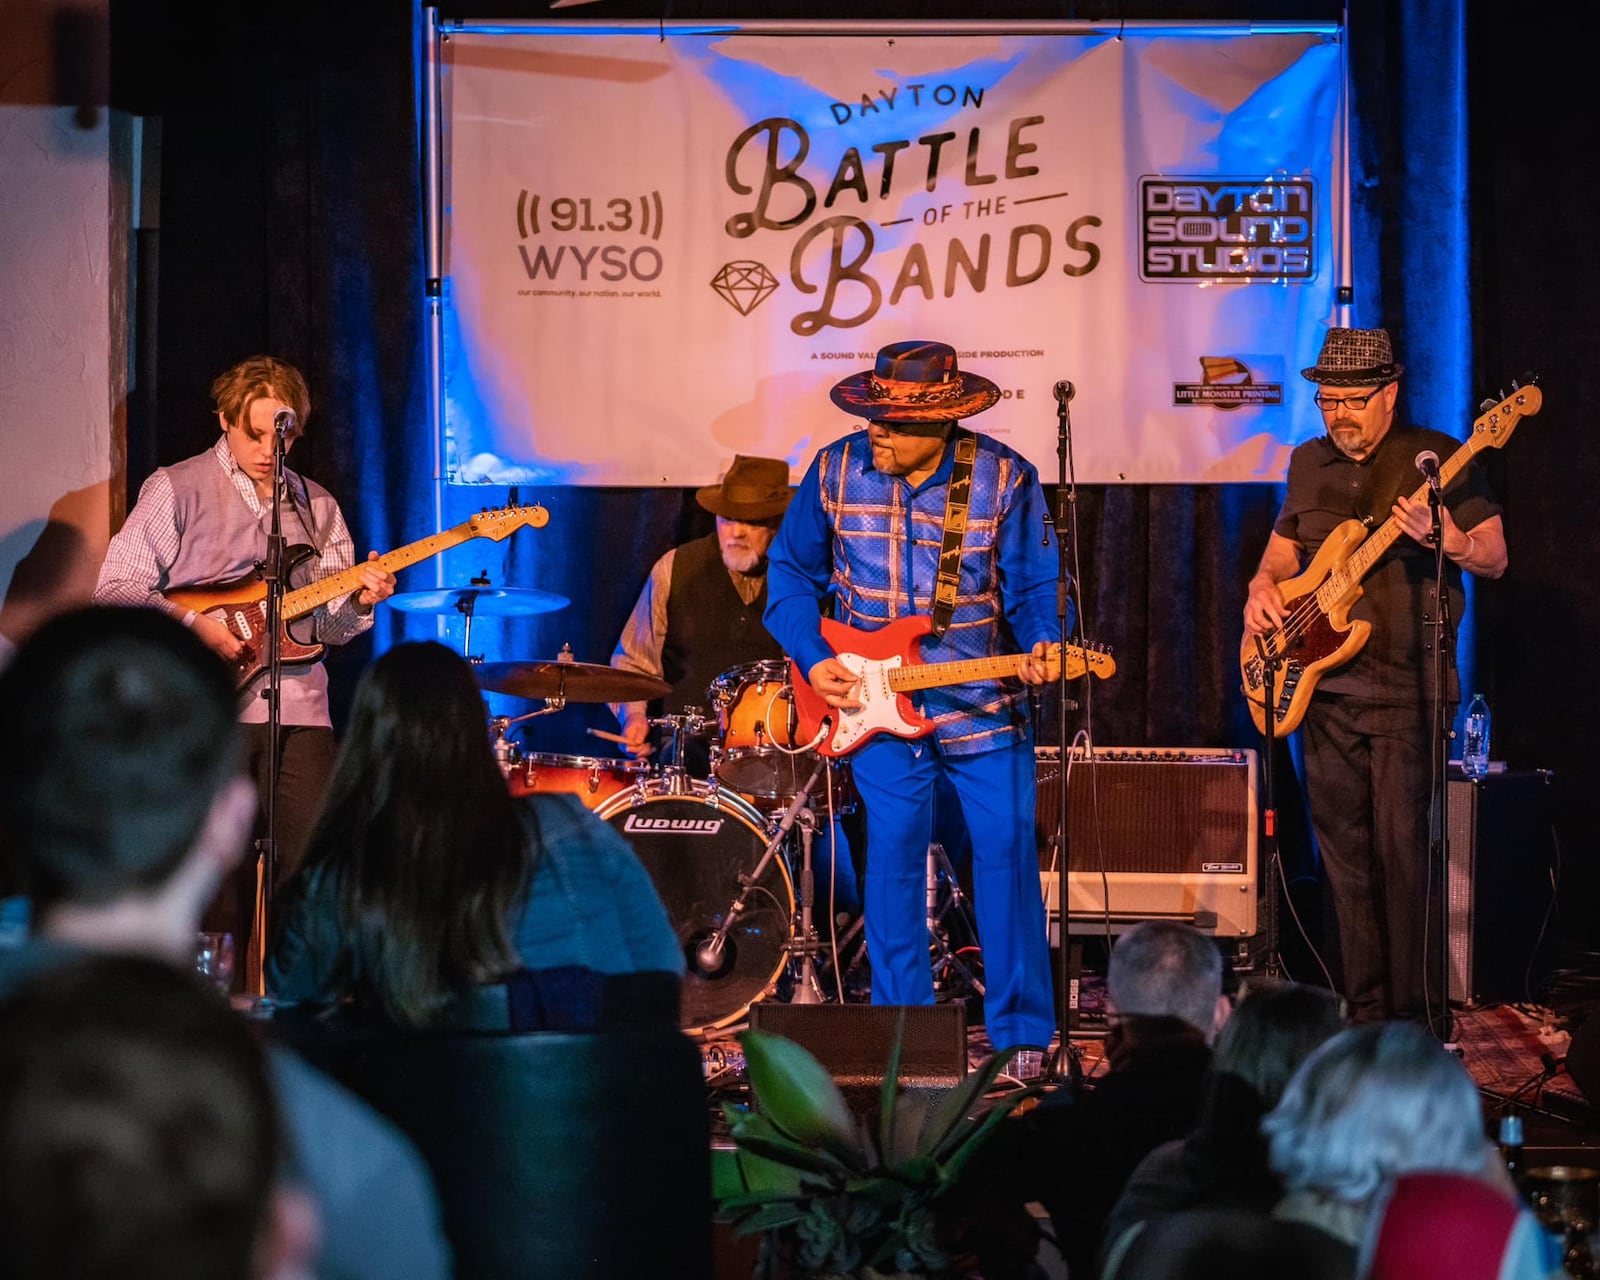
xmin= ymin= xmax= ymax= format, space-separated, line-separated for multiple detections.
xmin=830 ymin=340 xmax=1001 ymax=423
xmin=696 ymin=455 xmax=794 ymax=521
xmin=1301 ymin=327 xmax=1405 ymax=388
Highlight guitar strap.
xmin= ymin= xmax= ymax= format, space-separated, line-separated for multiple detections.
xmin=929 ymin=432 xmax=978 ymax=641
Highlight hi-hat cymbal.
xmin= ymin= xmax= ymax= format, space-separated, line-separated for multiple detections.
xmin=474 ymin=660 xmax=671 ymax=704
xmin=387 ymin=587 xmax=570 ymax=616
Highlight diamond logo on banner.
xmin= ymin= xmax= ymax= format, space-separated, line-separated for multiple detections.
xmin=710 ymin=260 xmax=779 ymax=315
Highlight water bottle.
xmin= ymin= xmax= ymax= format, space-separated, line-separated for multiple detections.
xmin=1463 ymin=694 xmax=1491 ymax=779
xmin=1499 ymin=1113 xmax=1527 ymax=1197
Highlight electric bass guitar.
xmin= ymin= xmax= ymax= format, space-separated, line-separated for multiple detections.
xmin=789 ymin=614 xmax=1116 ymax=757
xmin=164 ymin=504 xmax=550 ymax=691
xmin=1241 ymin=383 xmax=1541 ymax=737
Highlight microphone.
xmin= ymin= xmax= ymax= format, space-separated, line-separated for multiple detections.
xmin=1053 ymin=380 xmax=1076 ymax=406
xmin=1414 ymin=449 xmax=1442 ymax=493
xmin=273 ymin=408 xmax=297 ymax=437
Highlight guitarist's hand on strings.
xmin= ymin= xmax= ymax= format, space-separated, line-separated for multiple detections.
xmin=808 ymin=657 xmax=863 ymax=710
xmin=1392 ymin=494 xmax=1464 ymax=555
xmin=1017 ymin=640 xmax=1054 ymax=685
xmin=352 ymin=551 xmax=398 ymax=613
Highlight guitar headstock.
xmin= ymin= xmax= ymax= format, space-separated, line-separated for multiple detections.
xmin=1051 ymin=640 xmax=1117 ymax=681
xmin=468 ymin=504 xmax=551 ymax=540
xmin=1472 ymin=381 xmax=1542 ymax=450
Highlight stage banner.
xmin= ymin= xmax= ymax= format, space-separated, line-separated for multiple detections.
xmin=442 ymin=28 xmax=1343 ymax=485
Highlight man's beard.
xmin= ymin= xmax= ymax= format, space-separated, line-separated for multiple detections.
xmin=721 ymin=545 xmax=763 ymax=574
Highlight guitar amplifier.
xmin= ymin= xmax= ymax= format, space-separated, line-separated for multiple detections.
xmin=1036 ymin=747 xmax=1258 ymax=938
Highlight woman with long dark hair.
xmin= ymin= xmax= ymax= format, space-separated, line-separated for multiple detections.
xmin=267 ymin=642 xmax=682 ymax=1030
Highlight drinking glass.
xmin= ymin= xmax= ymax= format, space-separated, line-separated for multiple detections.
xmin=194 ymin=931 xmax=236 ymax=994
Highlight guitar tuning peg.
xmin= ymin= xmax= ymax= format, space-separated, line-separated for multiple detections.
xmin=1479 ymin=398 xmax=1497 ymax=413
xmin=1510 ymin=378 xmax=1520 ymax=391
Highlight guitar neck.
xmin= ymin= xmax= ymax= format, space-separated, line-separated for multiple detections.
xmin=889 ymin=650 xmax=1041 ymax=692
xmin=1315 ymin=434 xmax=1484 ymax=605
xmin=281 ymin=522 xmax=483 ymax=620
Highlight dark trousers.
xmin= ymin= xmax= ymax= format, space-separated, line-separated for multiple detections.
xmin=1300 ymin=694 xmax=1440 ymax=1022
xmin=202 ymin=723 xmax=337 ymax=983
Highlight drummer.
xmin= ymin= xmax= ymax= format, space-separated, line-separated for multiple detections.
xmin=608 ymin=456 xmax=859 ymax=917
xmin=609 ymin=455 xmax=793 ymax=774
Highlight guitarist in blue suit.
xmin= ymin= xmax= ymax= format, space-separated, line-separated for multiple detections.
xmin=1243 ymin=328 xmax=1506 ymax=1023
xmin=766 ymin=340 xmax=1059 ymax=1071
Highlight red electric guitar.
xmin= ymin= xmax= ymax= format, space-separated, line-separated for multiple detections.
xmin=789 ymin=614 xmax=1116 ymax=758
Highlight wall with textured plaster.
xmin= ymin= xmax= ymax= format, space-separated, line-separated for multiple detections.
xmin=0 ymin=0 xmax=121 ymax=650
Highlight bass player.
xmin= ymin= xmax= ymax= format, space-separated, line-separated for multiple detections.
xmin=1242 ymin=327 xmax=1505 ymax=1023
xmin=93 ymin=355 xmax=396 ymax=931
xmin=765 ymin=340 xmax=1059 ymax=1073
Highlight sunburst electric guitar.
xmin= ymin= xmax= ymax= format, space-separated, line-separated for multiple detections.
xmin=165 ymin=504 xmax=550 ymax=690
xmin=789 ymin=614 xmax=1116 ymax=757
xmin=1241 ymin=384 xmax=1541 ymax=737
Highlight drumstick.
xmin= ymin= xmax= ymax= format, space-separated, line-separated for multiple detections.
xmin=586 ymin=727 xmax=630 ymax=746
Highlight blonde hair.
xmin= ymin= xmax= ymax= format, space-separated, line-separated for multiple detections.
xmin=210 ymin=355 xmax=310 ymax=437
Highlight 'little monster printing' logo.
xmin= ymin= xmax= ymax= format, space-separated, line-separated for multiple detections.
xmin=1173 ymin=356 xmax=1283 ymax=410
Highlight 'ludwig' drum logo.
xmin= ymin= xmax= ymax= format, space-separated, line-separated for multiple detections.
xmin=623 ymin=813 xmax=725 ymax=835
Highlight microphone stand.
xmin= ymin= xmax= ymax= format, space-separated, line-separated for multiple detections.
xmin=1253 ymin=637 xmax=1284 ymax=980
xmin=1426 ymin=482 xmax=1457 ymax=1044
xmin=250 ymin=425 xmax=290 ymax=995
xmin=1049 ymin=382 xmax=1079 ymax=1039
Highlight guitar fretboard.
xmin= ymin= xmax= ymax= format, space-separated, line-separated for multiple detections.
xmin=280 ymin=507 xmax=547 ymax=620
xmin=1315 ymin=434 xmax=1483 ymax=610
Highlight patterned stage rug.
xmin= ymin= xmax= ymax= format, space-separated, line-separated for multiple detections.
xmin=1454 ymin=1003 xmax=1582 ymax=1105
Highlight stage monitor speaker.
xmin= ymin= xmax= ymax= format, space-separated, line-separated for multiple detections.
xmin=1446 ymin=769 xmax=1554 ymax=1005
xmin=1035 ymin=747 xmax=1257 ymax=939
xmin=746 ymin=1003 xmax=968 ymax=1088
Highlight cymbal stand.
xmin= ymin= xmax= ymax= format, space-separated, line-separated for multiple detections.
xmin=927 ymin=842 xmax=985 ymax=999
xmin=488 ymin=705 xmax=563 ymax=780
xmin=458 ymin=570 xmax=491 ymax=659
xmin=784 ymin=804 xmax=827 ymax=1004
xmin=691 ymin=758 xmax=826 ymax=977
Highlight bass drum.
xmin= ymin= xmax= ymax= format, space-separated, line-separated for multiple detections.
xmin=596 ymin=781 xmax=792 ymax=1036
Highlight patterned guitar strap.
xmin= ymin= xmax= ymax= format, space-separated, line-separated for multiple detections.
xmin=929 ymin=431 xmax=978 ymax=641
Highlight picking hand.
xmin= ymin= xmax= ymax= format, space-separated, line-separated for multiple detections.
xmin=807 ymin=656 xmax=862 ymax=710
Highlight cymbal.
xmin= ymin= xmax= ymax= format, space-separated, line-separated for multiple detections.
xmin=387 ymin=587 xmax=570 ymax=616
xmin=474 ymin=660 xmax=671 ymax=704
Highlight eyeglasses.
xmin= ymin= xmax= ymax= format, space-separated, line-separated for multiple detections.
xmin=1313 ymin=392 xmax=1377 ymax=411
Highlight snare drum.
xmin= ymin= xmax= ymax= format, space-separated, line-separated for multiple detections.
xmin=508 ymin=752 xmax=649 ymax=809
xmin=708 ymin=660 xmax=813 ymax=803
xmin=597 ymin=780 xmax=792 ymax=1035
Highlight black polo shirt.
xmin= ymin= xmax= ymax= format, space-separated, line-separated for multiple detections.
xmin=1272 ymin=422 xmax=1501 ymax=705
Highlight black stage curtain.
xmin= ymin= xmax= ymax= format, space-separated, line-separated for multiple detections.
xmin=125 ymin=0 xmax=1598 ymax=947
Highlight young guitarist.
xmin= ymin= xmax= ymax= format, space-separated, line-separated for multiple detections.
xmin=766 ymin=340 xmax=1060 ymax=1074
xmin=1242 ymin=328 xmax=1506 ymax=1024
xmin=93 ymin=355 xmax=395 ymax=933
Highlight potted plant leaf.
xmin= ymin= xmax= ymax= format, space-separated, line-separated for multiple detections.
xmin=716 ymin=1015 xmax=1042 ymax=1279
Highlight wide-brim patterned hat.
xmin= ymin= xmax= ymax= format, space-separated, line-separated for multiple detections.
xmin=1301 ymin=327 xmax=1404 ymax=387
xmin=830 ymin=340 xmax=1001 ymax=423
xmin=695 ymin=454 xmax=794 ymax=521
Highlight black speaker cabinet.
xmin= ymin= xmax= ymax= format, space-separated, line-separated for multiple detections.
xmin=746 ymin=1003 xmax=968 ymax=1087
xmin=1446 ymin=769 xmax=1555 ymax=1005
xmin=1035 ymin=747 xmax=1257 ymax=939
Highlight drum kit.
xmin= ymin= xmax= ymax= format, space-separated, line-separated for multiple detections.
xmin=389 ymin=585 xmax=856 ymax=1037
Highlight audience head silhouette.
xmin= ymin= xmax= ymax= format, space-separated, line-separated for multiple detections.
xmin=1107 ymin=919 xmax=1229 ymax=1042
xmin=1264 ymin=1021 xmax=1487 ymax=1204
xmin=286 ymin=640 xmax=529 ymax=1027
xmin=0 ymin=606 xmax=249 ymax=923
xmin=0 ymin=954 xmax=315 ymax=1280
